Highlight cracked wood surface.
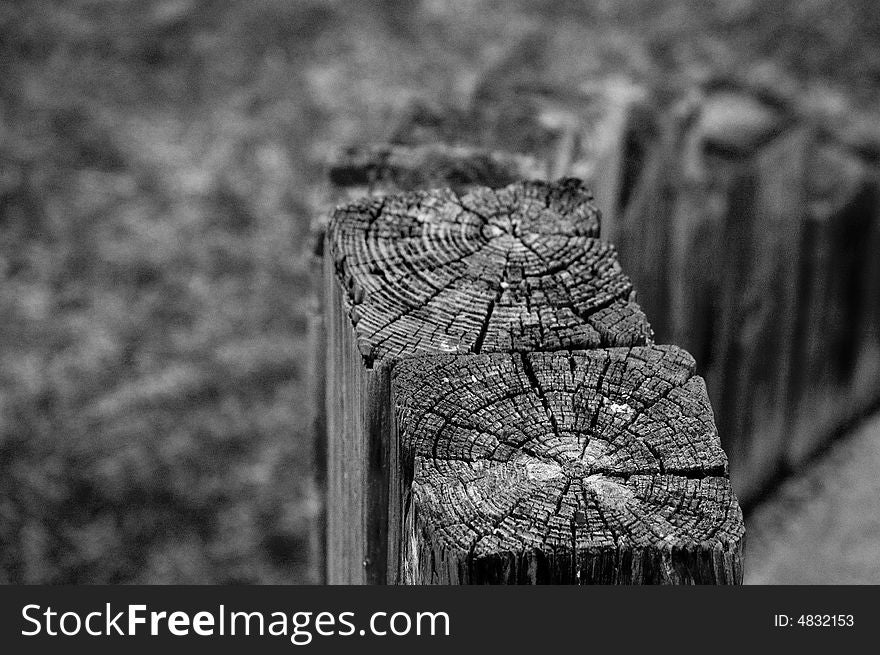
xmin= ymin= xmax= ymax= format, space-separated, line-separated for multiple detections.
xmin=310 ymin=143 xmax=545 ymax=257
xmin=394 ymin=346 xmax=743 ymax=584
xmin=313 ymin=147 xmax=552 ymax=584
xmin=323 ymin=175 xmax=743 ymax=584
xmin=327 ymin=178 xmax=652 ymax=366
xmin=318 ymin=58 xmax=879 ymax=582
xmin=607 ymin=79 xmax=880 ymax=503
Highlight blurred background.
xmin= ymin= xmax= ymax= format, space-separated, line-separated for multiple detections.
xmin=2 ymin=0 xmax=879 ymax=584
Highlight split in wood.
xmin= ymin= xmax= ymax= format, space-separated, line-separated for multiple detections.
xmin=394 ymin=346 xmax=743 ymax=584
xmin=322 ymin=178 xmax=743 ymax=584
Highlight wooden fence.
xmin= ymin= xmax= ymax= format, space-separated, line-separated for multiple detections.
xmin=308 ymin=68 xmax=879 ymax=583
xmin=312 ymin=172 xmax=743 ymax=584
xmin=321 ymin=72 xmax=880 ymax=507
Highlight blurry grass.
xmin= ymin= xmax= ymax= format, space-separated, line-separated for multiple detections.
xmin=0 ymin=0 xmax=878 ymax=583
xmin=0 ymin=0 xmax=334 ymax=583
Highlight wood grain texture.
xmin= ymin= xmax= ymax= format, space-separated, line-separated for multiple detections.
xmin=378 ymin=70 xmax=880 ymax=508
xmin=710 ymin=127 xmax=810 ymax=498
xmin=609 ymin=81 xmax=879 ymax=501
xmin=324 ymin=249 xmax=396 ymax=584
xmin=385 ymin=45 xmax=655 ymax=245
xmin=305 ymin=303 xmax=328 ymax=583
xmin=786 ymin=141 xmax=880 ymax=465
xmin=314 ymin=144 xmax=548 ymax=583
xmin=327 ymin=179 xmax=652 ymax=366
xmin=322 ymin=179 xmax=659 ymax=584
xmin=310 ymin=144 xmax=543 ymax=257
xmin=316 ymin=68 xmax=880 ymax=560
xmin=611 ymin=80 xmax=880 ymax=503
xmin=393 ymin=346 xmax=743 ymax=584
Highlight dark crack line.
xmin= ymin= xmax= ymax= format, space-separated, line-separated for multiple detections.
xmin=355 ymin=236 xmax=505 ymax=357
xmin=466 ymin=478 xmax=545 ymax=560
xmin=410 ymin=353 xmax=723 ymax=482
xmin=582 ymin=481 xmax=619 ymax=545
xmin=519 ymin=352 xmax=561 ymax=442
xmin=364 ymin=196 xmax=387 ymax=237
xmin=579 ymin=355 xmax=612 ymax=458
xmin=472 ymin=250 xmax=510 ymax=354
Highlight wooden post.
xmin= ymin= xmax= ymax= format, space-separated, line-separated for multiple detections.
xmin=395 ymin=348 xmax=743 ymax=584
xmin=785 ymin=140 xmax=880 ymax=465
xmin=612 ymin=79 xmax=880 ymax=502
xmin=308 ymin=144 xmax=548 ymax=583
xmin=373 ymin=63 xmax=880 ymax=509
xmin=322 ymin=178 xmax=743 ymax=584
xmin=710 ymin=126 xmax=811 ymax=498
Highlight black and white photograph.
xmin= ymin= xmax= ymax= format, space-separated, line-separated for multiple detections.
xmin=2 ymin=1 xmax=880 ymax=642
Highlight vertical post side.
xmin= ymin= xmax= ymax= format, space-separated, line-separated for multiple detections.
xmin=713 ymin=128 xmax=810 ymax=498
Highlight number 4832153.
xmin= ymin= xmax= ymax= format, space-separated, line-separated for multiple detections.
xmin=797 ymin=615 xmax=854 ymax=627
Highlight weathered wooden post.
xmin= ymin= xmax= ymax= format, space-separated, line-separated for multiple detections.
xmin=612 ymin=77 xmax=880 ymax=502
xmin=365 ymin=55 xmax=880 ymax=513
xmin=307 ymin=144 xmax=547 ymax=582
xmin=320 ymin=177 xmax=744 ymax=584
xmin=396 ymin=348 xmax=743 ymax=584
xmin=785 ymin=139 xmax=880 ymax=466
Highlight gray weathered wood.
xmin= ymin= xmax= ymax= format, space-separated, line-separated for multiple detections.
xmin=330 ymin=70 xmax=880 ymax=520
xmin=786 ymin=140 xmax=880 ymax=465
xmin=305 ymin=300 xmax=328 ymax=583
xmin=328 ymin=180 xmax=651 ymax=363
xmin=710 ymin=126 xmax=811 ymax=497
xmin=863 ymin=163 xmax=880 ymax=407
xmin=322 ymin=176 xmax=745 ymax=584
xmin=309 ymin=144 xmax=550 ymax=583
xmin=323 ymin=179 xmax=656 ymax=583
xmin=387 ymin=38 xmax=654 ymax=247
xmin=394 ymin=346 xmax=744 ymax=584
xmin=610 ymin=79 xmax=880 ymax=501
xmin=465 ymin=54 xmax=654 ymax=246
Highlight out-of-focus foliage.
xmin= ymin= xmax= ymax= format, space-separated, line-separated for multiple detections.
xmin=0 ymin=0 xmax=332 ymax=583
xmin=0 ymin=0 xmax=877 ymax=583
